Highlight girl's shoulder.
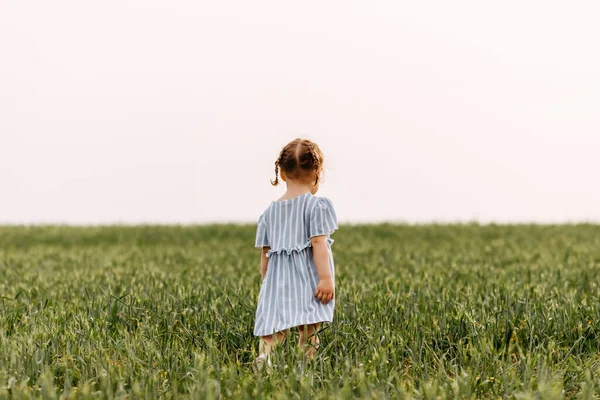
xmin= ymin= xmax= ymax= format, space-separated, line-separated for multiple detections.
xmin=310 ymin=195 xmax=335 ymax=209
xmin=305 ymin=195 xmax=336 ymax=216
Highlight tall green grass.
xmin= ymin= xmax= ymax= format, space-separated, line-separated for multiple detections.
xmin=1 ymin=224 xmax=599 ymax=399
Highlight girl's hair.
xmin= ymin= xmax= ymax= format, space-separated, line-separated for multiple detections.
xmin=271 ymin=138 xmax=324 ymax=186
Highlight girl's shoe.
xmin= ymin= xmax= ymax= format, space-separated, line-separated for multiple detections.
xmin=253 ymin=353 xmax=272 ymax=374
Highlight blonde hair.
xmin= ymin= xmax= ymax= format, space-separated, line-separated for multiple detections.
xmin=271 ymin=138 xmax=324 ymax=186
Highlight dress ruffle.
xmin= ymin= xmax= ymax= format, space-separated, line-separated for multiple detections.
xmin=265 ymin=235 xmax=335 ymax=257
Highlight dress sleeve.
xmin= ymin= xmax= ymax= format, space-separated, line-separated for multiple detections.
xmin=309 ymin=197 xmax=338 ymax=238
xmin=254 ymin=213 xmax=269 ymax=248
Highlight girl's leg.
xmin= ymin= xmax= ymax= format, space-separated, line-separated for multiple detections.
xmin=259 ymin=329 xmax=289 ymax=355
xmin=297 ymin=323 xmax=320 ymax=360
xmin=255 ymin=329 xmax=289 ymax=372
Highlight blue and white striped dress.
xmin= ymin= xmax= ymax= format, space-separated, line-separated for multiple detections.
xmin=254 ymin=192 xmax=338 ymax=337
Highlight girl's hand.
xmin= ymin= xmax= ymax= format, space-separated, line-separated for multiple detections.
xmin=315 ymin=278 xmax=334 ymax=304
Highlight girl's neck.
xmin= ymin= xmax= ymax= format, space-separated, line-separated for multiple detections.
xmin=279 ymin=181 xmax=312 ymax=201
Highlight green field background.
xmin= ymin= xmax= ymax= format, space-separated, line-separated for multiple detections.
xmin=1 ymin=225 xmax=600 ymax=399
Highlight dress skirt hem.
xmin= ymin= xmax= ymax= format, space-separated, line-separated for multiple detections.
xmin=253 ymin=318 xmax=333 ymax=337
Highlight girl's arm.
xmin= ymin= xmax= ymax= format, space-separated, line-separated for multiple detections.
xmin=260 ymin=247 xmax=270 ymax=281
xmin=311 ymin=235 xmax=334 ymax=304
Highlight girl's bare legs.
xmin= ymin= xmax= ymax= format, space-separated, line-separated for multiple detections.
xmin=258 ymin=329 xmax=289 ymax=355
xmin=297 ymin=323 xmax=320 ymax=360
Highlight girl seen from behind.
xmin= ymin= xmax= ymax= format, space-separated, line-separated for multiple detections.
xmin=253 ymin=138 xmax=338 ymax=372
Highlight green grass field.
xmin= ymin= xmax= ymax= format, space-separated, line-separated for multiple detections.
xmin=1 ymin=224 xmax=600 ymax=399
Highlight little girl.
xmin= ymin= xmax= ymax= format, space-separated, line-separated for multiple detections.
xmin=253 ymin=138 xmax=338 ymax=371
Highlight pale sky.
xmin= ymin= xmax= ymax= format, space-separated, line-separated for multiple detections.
xmin=1 ymin=1 xmax=599 ymax=224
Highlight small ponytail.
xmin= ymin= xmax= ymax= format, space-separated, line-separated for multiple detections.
xmin=306 ymin=142 xmax=322 ymax=185
xmin=270 ymin=147 xmax=285 ymax=186
xmin=270 ymin=163 xmax=279 ymax=186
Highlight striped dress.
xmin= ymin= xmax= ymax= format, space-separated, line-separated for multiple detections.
xmin=254 ymin=192 xmax=338 ymax=337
